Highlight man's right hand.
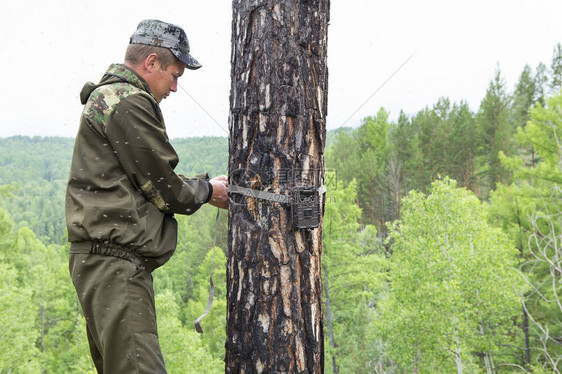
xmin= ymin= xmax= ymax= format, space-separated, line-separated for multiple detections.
xmin=208 ymin=175 xmax=229 ymax=209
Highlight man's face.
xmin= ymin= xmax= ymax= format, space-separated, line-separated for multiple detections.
xmin=149 ymin=60 xmax=185 ymax=103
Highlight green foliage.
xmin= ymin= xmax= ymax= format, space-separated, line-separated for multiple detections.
xmin=476 ymin=68 xmax=514 ymax=194
xmin=549 ymin=43 xmax=562 ymax=94
xmin=0 ymin=136 xmax=230 ymax=373
xmin=535 ymin=62 xmax=549 ymax=106
xmin=154 ymin=205 xmax=221 ymax=307
xmin=378 ymin=178 xmax=522 ymax=372
xmin=322 ymin=180 xmax=388 ymax=373
xmin=512 ymin=92 xmax=562 ymax=184
xmin=0 ymin=263 xmax=41 ymax=373
xmin=388 ymin=110 xmax=422 ymax=191
xmin=0 ymin=136 xmax=73 ymax=245
xmin=525 ymin=190 xmax=562 ymax=371
xmin=183 ymin=247 xmax=227 ymax=361
xmin=511 ymin=64 xmax=536 ymax=130
xmin=153 ymin=204 xmax=229 ymax=367
xmin=157 ymin=290 xmax=224 ymax=373
xmin=325 ymin=129 xmax=360 ymax=191
xmin=3 ymin=44 xmax=562 ymax=372
xmin=493 ymin=89 xmax=562 ymax=370
xmin=356 ymin=108 xmax=393 ymax=229
xmin=0 ymin=196 xmax=92 ymax=373
xmin=0 ymin=136 xmax=229 ymax=245
xmin=170 ymin=137 xmax=228 ymax=177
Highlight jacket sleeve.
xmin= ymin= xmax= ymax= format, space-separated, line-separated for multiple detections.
xmin=104 ymin=93 xmax=211 ymax=215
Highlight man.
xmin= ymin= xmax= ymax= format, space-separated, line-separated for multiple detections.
xmin=65 ymin=19 xmax=228 ymax=373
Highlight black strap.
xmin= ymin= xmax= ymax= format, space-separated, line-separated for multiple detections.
xmin=228 ymin=184 xmax=326 ymax=204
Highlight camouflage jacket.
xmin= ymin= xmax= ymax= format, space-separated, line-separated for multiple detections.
xmin=65 ymin=63 xmax=211 ymax=268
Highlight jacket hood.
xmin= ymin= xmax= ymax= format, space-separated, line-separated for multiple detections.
xmin=80 ymin=64 xmax=151 ymax=105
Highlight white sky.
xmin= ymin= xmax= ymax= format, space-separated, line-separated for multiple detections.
xmin=1 ymin=0 xmax=561 ymax=139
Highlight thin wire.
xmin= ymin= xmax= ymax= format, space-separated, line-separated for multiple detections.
xmin=178 ymin=83 xmax=229 ymax=136
xmin=194 ymin=208 xmax=221 ymax=334
xmin=178 ymin=51 xmax=416 ymax=142
xmin=335 ymin=50 xmax=417 ymax=130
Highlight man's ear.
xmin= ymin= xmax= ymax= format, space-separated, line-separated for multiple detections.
xmin=144 ymin=53 xmax=159 ymax=73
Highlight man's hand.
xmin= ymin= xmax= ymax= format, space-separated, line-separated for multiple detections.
xmin=208 ymin=175 xmax=229 ymax=209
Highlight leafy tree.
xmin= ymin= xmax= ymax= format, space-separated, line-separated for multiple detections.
xmin=322 ymin=180 xmax=387 ymax=373
xmin=0 ymin=198 xmax=41 ymax=372
xmin=506 ymin=92 xmax=562 ymax=185
xmin=488 ymin=183 xmax=537 ymax=369
xmin=378 ymin=178 xmax=522 ymax=372
xmin=0 ymin=263 xmax=41 ymax=373
xmin=495 ymin=90 xmax=562 ymax=370
xmin=523 ymin=187 xmax=562 ymax=372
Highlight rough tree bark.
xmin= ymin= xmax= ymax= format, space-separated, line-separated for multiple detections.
xmin=226 ymin=0 xmax=329 ymax=373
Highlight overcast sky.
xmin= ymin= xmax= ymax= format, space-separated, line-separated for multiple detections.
xmin=1 ymin=0 xmax=561 ymax=139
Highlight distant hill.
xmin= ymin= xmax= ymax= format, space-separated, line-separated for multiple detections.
xmin=0 ymin=130 xmax=345 ymax=243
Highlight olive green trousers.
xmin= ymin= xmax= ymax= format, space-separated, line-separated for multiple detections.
xmin=69 ymin=253 xmax=166 ymax=373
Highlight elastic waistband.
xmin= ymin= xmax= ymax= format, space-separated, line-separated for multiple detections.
xmin=69 ymin=242 xmax=95 ymax=253
xmin=69 ymin=241 xmax=159 ymax=272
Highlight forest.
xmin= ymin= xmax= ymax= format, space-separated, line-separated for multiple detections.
xmin=1 ymin=45 xmax=562 ymax=372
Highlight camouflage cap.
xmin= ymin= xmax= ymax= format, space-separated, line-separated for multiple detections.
xmin=130 ymin=19 xmax=202 ymax=70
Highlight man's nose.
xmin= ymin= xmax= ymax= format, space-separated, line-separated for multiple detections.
xmin=171 ymin=81 xmax=178 ymax=92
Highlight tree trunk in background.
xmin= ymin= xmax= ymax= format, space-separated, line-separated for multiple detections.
xmin=322 ymin=266 xmax=338 ymax=374
xmin=226 ymin=0 xmax=329 ymax=373
xmin=522 ymin=304 xmax=531 ymax=370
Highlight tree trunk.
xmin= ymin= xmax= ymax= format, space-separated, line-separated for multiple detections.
xmin=515 ymin=199 xmax=532 ymax=371
xmin=41 ymin=307 xmax=45 ymax=353
xmin=479 ymin=324 xmax=493 ymax=374
xmin=455 ymin=329 xmax=463 ymax=374
xmin=522 ymin=304 xmax=531 ymax=370
xmin=226 ymin=0 xmax=329 ymax=373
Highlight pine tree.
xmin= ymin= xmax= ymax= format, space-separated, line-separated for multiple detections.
xmin=549 ymin=43 xmax=562 ymax=95
xmin=512 ymin=65 xmax=538 ymax=170
xmin=535 ymin=62 xmax=549 ymax=106
xmin=476 ymin=68 xmax=512 ymax=195
xmin=355 ymin=108 xmax=392 ymax=229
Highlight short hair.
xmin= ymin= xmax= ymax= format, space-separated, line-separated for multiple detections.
xmin=124 ymin=44 xmax=179 ymax=70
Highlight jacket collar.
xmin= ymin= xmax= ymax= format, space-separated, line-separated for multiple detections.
xmin=103 ymin=63 xmax=152 ymax=93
